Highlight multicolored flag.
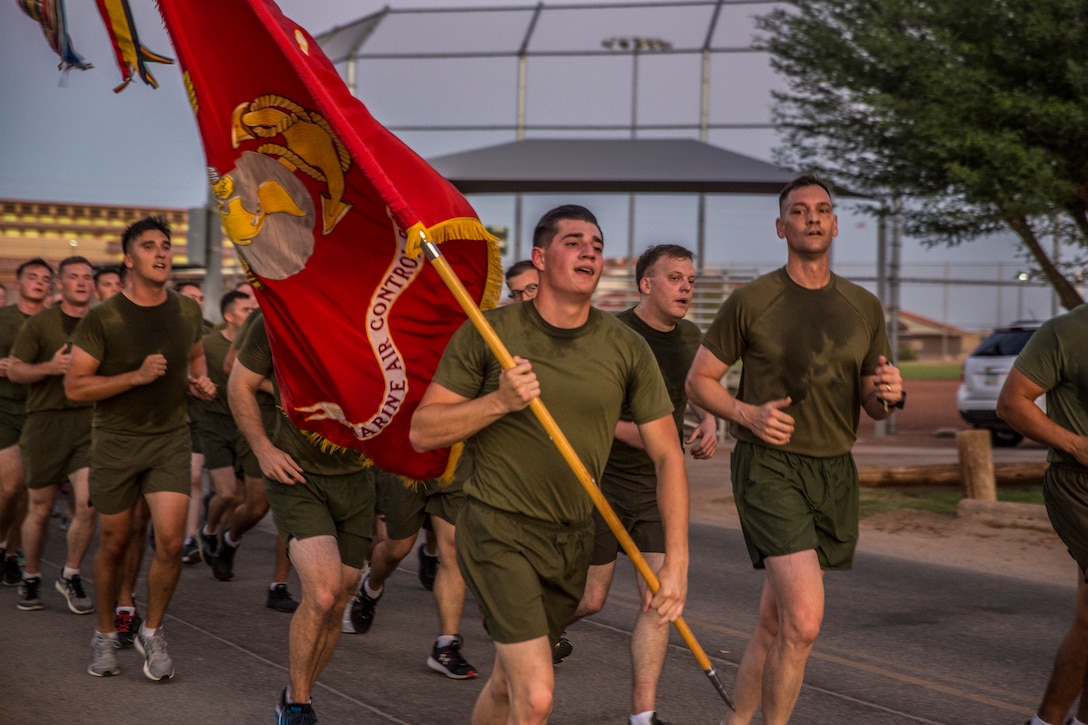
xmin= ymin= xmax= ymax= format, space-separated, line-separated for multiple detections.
xmin=96 ymin=0 xmax=174 ymax=92
xmin=17 ymin=0 xmax=92 ymax=71
xmin=157 ymin=0 xmax=502 ymax=480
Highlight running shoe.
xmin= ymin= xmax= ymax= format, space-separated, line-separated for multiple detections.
xmin=181 ymin=538 xmax=201 ymax=565
xmin=417 ymin=544 xmax=439 ymax=591
xmin=135 ymin=629 xmax=175 ymax=681
xmin=266 ymin=583 xmax=300 ymax=613
xmin=212 ymin=541 xmax=237 ymax=582
xmin=552 ymin=635 xmax=573 ymax=664
xmin=56 ymin=573 xmax=94 ymax=614
xmin=87 ymin=631 xmax=120 ymax=677
xmin=198 ymin=527 xmax=218 ymax=565
xmin=648 ymin=714 xmax=669 ymax=725
xmin=426 ymin=635 xmax=477 ymax=679
xmin=16 ymin=575 xmax=43 ymax=611
xmin=115 ymin=607 xmax=141 ymax=648
xmin=348 ymin=576 xmax=381 ymax=634
xmin=2 ymin=553 xmax=21 ymax=586
xmin=275 ymin=688 xmax=318 ymax=725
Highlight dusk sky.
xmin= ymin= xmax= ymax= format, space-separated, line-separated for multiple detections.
xmin=0 ymin=0 xmax=1063 ymax=329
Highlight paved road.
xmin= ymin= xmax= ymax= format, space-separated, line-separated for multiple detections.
xmin=1 ymin=485 xmax=1065 ymax=724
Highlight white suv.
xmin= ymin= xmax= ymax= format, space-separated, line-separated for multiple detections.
xmin=957 ymin=320 xmax=1045 ymax=447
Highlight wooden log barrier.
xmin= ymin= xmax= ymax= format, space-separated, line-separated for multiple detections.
xmin=857 ymin=461 xmax=1047 ymax=488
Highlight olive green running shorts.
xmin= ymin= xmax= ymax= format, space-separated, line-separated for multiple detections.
xmin=730 ymin=440 xmax=859 ymax=571
xmin=590 ymin=469 xmax=665 ymax=566
xmin=265 ymin=467 xmax=376 ymax=570
xmin=375 ymin=469 xmax=466 ymax=540
xmin=20 ymin=408 xmax=92 ymax=489
xmin=456 ymin=499 xmax=593 ymax=645
xmin=199 ymin=411 xmax=242 ymax=471
xmin=89 ymin=427 xmax=191 ymax=515
xmin=1043 ymin=463 xmax=1088 ymax=574
xmin=0 ymin=399 xmax=27 ymax=450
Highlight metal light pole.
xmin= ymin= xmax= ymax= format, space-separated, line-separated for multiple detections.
xmin=602 ymin=36 xmax=672 ymax=268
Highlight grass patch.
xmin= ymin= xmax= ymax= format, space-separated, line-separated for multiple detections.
xmin=898 ymin=362 xmax=963 ymax=381
xmin=859 ymin=485 xmax=1043 ymax=519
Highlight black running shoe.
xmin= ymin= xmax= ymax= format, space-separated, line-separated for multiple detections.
xmin=181 ymin=538 xmax=200 ymax=565
xmin=552 ymin=635 xmax=573 ymax=664
xmin=266 ymin=583 xmax=300 ymax=613
xmin=115 ymin=607 xmax=141 ymax=648
xmin=276 ymin=688 xmax=318 ymax=725
xmin=427 ymin=635 xmax=477 ymax=679
xmin=349 ymin=576 xmax=381 ymax=634
xmin=212 ymin=542 xmax=237 ymax=582
xmin=16 ymin=576 xmax=43 ymax=611
xmin=198 ymin=528 xmax=218 ymax=566
xmin=2 ymin=554 xmax=21 ymax=586
xmin=417 ymin=544 xmax=438 ymax=591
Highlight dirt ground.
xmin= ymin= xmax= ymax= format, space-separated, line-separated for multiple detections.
xmin=687 ymin=379 xmax=1078 ymax=589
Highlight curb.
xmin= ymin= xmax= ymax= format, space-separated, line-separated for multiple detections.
xmin=956 ymin=498 xmax=1052 ymax=532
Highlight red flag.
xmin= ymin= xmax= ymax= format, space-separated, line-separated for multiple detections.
xmin=157 ymin=0 xmax=502 ymax=480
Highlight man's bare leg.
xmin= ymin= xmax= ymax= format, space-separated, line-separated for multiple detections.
xmin=20 ymin=484 xmax=57 ymax=578
xmin=184 ymin=452 xmax=205 ymax=544
xmin=0 ymin=444 xmax=27 ymax=567
xmin=64 ymin=468 xmax=96 ymax=570
xmin=432 ymin=516 xmax=465 ymax=635
xmin=286 ymin=534 xmax=360 ymax=702
xmin=118 ymin=499 xmax=149 ymax=609
xmin=629 ymin=552 xmax=669 ymax=717
xmin=758 ymin=550 xmax=824 ymax=725
xmin=142 ymin=491 xmax=189 ymax=629
xmin=473 ymin=637 xmax=554 ymax=725
xmin=1036 ymin=572 xmax=1088 ymax=724
xmin=94 ymin=509 xmax=135 ymax=634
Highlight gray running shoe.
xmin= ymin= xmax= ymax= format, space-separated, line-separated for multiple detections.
xmin=17 ymin=576 xmax=43 ymax=611
xmin=87 ymin=632 xmax=120 ymax=677
xmin=56 ymin=574 xmax=94 ymax=614
xmin=135 ymin=629 xmax=175 ymax=681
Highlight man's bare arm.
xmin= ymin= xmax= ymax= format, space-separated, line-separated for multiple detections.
xmin=228 ymin=361 xmax=304 ymax=484
xmin=410 ymin=356 xmax=538 ymax=452
xmin=998 ymin=367 xmax=1088 ymax=466
xmin=639 ymin=414 xmax=690 ymax=624
xmin=8 ymin=345 xmax=70 ymax=384
xmin=64 ymin=345 xmax=166 ymax=403
xmin=685 ymin=346 xmax=794 ymax=446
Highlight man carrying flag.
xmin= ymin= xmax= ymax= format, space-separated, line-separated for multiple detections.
xmin=411 ymin=205 xmax=690 ymax=725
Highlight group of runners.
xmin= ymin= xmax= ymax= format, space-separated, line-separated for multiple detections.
xmin=36 ymin=175 xmax=1088 ymax=725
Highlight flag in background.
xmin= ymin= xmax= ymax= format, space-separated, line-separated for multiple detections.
xmin=96 ymin=0 xmax=174 ymax=92
xmin=157 ymin=0 xmax=502 ymax=480
xmin=17 ymin=0 xmax=92 ymax=71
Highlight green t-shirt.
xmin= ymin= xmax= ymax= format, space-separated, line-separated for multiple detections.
xmin=71 ymin=290 xmax=205 ymax=435
xmin=11 ymin=307 xmax=91 ymax=413
xmin=433 ymin=302 xmax=673 ymax=525
xmin=0 ymin=304 xmax=30 ymax=404
xmin=234 ymin=309 xmax=277 ymax=414
xmin=605 ymin=308 xmax=703 ymax=477
xmin=703 ymin=267 xmax=889 ymax=457
xmin=236 ymin=312 xmax=363 ymax=476
xmin=1013 ymin=304 xmax=1088 ymax=466
xmin=200 ymin=329 xmax=234 ymax=417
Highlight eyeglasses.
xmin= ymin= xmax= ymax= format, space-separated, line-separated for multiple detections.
xmin=508 ymin=283 xmax=538 ymax=301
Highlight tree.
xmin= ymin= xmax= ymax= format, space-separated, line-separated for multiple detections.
xmin=758 ymin=0 xmax=1088 ymax=310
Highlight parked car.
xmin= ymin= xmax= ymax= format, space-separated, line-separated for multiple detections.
xmin=957 ymin=320 xmax=1046 ymax=447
